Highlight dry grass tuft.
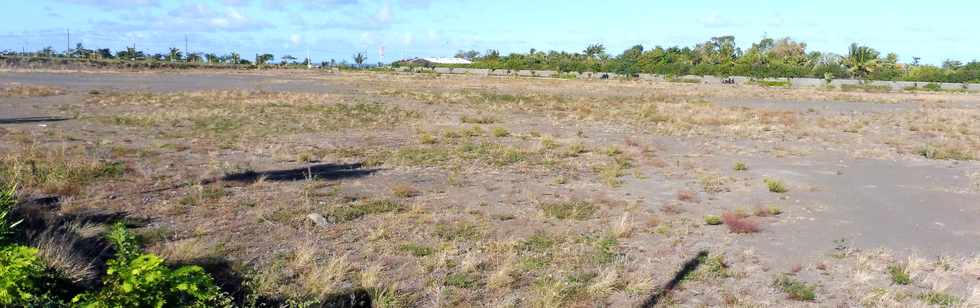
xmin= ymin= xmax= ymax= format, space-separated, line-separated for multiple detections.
xmin=390 ymin=184 xmax=419 ymax=198
xmin=29 ymin=229 xmax=98 ymax=284
xmin=540 ymin=200 xmax=597 ymax=220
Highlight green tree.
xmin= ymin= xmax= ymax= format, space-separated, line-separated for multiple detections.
xmin=843 ymin=43 xmax=880 ymax=79
xmin=168 ymin=47 xmax=182 ymax=62
xmin=256 ymin=53 xmax=274 ymax=65
xmin=584 ymin=43 xmax=606 ymax=59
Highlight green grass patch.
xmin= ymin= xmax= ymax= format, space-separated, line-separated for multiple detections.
xmin=398 ymin=243 xmax=433 ymax=257
xmin=918 ymin=292 xmax=960 ymax=307
xmin=684 ymin=254 xmax=730 ymax=281
xmin=540 ymin=200 xmax=596 ymax=220
xmin=773 ymin=275 xmax=816 ymax=301
xmin=887 ymin=264 xmax=911 ymax=285
xmin=433 ymin=222 xmax=481 ymax=241
xmin=326 ymin=199 xmax=403 ymax=223
xmin=444 ymin=273 xmax=479 ymax=289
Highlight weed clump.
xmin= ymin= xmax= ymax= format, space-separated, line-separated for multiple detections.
xmin=773 ymin=275 xmax=816 ymax=301
xmin=734 ymin=162 xmax=748 ymax=171
xmin=433 ymin=222 xmax=480 ymax=241
xmin=704 ymin=215 xmax=722 ymax=225
xmin=917 ymin=292 xmax=960 ymax=306
xmin=444 ymin=273 xmax=479 ymax=289
xmin=887 ymin=264 xmax=911 ymax=285
xmin=764 ymin=179 xmax=788 ymax=193
xmin=684 ymin=254 xmax=730 ymax=281
xmin=419 ymin=132 xmax=437 ymax=145
xmin=491 ymin=127 xmax=510 ymax=137
xmin=918 ymin=145 xmax=975 ymax=161
xmin=390 ymin=184 xmax=418 ymax=198
xmin=399 ymin=244 xmax=433 ymax=257
xmin=540 ymin=200 xmax=596 ymax=220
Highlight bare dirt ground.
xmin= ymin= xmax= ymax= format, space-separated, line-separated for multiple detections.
xmin=1 ymin=69 xmax=979 ymax=307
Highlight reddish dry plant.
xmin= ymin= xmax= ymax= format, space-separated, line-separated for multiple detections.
xmin=676 ymin=190 xmax=697 ymax=202
xmin=815 ymin=262 xmax=829 ymax=271
xmin=651 ymin=159 xmax=669 ymax=168
xmin=721 ymin=212 xmax=761 ymax=234
xmin=790 ymin=264 xmax=803 ymax=274
xmin=661 ymin=203 xmax=684 ymax=215
xmin=624 ymin=137 xmax=640 ymax=147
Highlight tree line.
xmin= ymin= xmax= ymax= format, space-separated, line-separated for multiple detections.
xmin=446 ymin=36 xmax=979 ymax=83
xmin=0 ymin=43 xmax=378 ymax=69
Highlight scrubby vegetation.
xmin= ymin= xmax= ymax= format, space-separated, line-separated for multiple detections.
xmin=434 ymin=37 xmax=979 ymax=83
xmin=0 ymin=183 xmax=228 ymax=307
xmin=773 ymin=275 xmax=817 ymax=301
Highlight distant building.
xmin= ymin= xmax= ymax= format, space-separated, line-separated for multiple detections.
xmin=400 ymin=57 xmax=472 ymax=67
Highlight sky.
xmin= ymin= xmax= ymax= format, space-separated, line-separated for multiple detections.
xmin=0 ymin=0 xmax=976 ymax=65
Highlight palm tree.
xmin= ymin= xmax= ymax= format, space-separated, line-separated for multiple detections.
xmin=205 ymin=53 xmax=219 ymax=64
xmin=353 ymin=52 xmax=367 ymax=68
xmin=230 ymin=52 xmax=241 ymax=65
xmin=168 ymin=47 xmax=181 ymax=62
xmin=584 ymin=44 xmax=605 ymax=59
xmin=843 ymin=43 xmax=880 ymax=79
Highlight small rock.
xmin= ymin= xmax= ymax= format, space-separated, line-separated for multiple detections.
xmin=307 ymin=213 xmax=329 ymax=228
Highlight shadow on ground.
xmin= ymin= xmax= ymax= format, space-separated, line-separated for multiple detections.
xmin=641 ymin=250 xmax=709 ymax=307
xmin=14 ymin=195 xmax=375 ymax=307
xmin=176 ymin=256 xmax=373 ymax=307
xmin=219 ymin=163 xmax=377 ymax=184
xmin=14 ymin=196 xmax=152 ymax=289
xmin=0 ymin=116 xmax=70 ymax=124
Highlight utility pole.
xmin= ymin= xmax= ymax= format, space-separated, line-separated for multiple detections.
xmin=184 ymin=34 xmax=188 ymax=62
xmin=66 ymin=28 xmax=70 ymax=57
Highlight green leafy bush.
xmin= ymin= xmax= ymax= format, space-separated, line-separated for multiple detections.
xmin=72 ymin=223 xmax=229 ymax=307
xmin=0 ymin=245 xmax=45 ymax=305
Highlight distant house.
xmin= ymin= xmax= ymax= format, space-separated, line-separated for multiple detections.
xmin=400 ymin=57 xmax=472 ymax=67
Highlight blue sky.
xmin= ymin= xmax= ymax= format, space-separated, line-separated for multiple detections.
xmin=0 ymin=0 xmax=975 ymax=65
